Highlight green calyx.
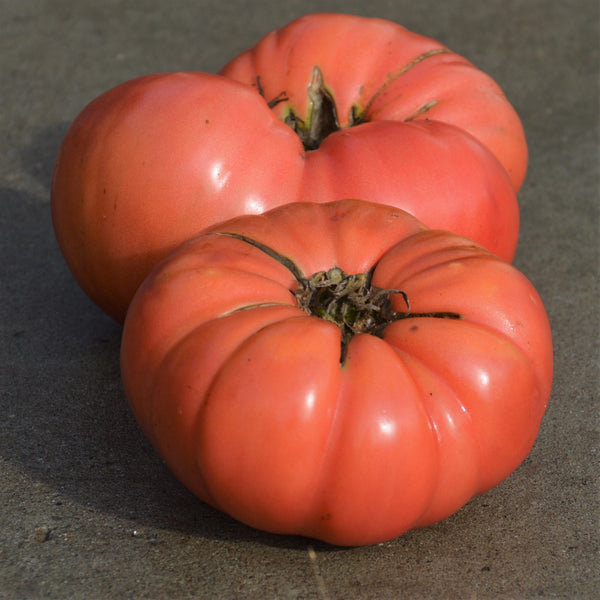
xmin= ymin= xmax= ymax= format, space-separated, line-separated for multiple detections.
xmin=259 ymin=66 xmax=365 ymax=151
xmin=294 ymin=266 xmax=409 ymax=351
xmin=283 ymin=66 xmax=343 ymax=151
xmin=215 ymin=233 xmax=460 ymax=363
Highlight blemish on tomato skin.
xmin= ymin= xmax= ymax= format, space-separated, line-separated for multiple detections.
xmin=410 ymin=325 xmax=419 ymax=332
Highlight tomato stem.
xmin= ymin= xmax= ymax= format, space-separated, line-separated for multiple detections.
xmin=259 ymin=49 xmax=451 ymax=150
xmin=258 ymin=66 xmax=367 ymax=150
xmin=295 ymin=267 xmax=406 ymax=359
xmin=256 ymin=75 xmax=289 ymax=109
xmin=283 ymin=66 xmax=341 ymax=151
xmin=215 ymin=232 xmax=461 ymax=362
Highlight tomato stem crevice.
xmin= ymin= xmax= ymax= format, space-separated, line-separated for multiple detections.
xmin=258 ymin=49 xmax=451 ymax=151
xmin=283 ymin=66 xmax=341 ymax=151
xmin=215 ymin=232 xmax=461 ymax=362
xmin=258 ymin=66 xmax=365 ymax=151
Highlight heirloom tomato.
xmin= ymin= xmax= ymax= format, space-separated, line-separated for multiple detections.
xmin=220 ymin=12 xmax=527 ymax=191
xmin=120 ymin=199 xmax=552 ymax=547
xmin=52 ymin=13 xmax=525 ymax=322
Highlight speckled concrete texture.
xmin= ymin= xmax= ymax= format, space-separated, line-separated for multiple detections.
xmin=1 ymin=1 xmax=598 ymax=598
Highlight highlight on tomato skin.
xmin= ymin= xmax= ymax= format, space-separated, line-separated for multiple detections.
xmin=51 ymin=12 xmax=526 ymax=323
xmin=120 ymin=199 xmax=553 ymax=547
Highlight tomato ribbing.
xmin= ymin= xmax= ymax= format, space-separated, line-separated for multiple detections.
xmin=121 ymin=199 xmax=553 ymax=546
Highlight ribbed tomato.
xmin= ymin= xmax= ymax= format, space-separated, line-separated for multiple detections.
xmin=221 ymin=12 xmax=528 ymax=191
xmin=52 ymin=13 xmax=524 ymax=322
xmin=120 ymin=200 xmax=552 ymax=546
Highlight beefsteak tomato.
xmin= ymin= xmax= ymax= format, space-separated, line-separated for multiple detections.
xmin=220 ymin=13 xmax=528 ymax=191
xmin=120 ymin=199 xmax=552 ymax=546
xmin=52 ymin=13 xmax=525 ymax=323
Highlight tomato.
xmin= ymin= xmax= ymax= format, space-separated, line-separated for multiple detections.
xmin=120 ymin=199 xmax=553 ymax=546
xmin=52 ymin=13 xmax=524 ymax=323
xmin=221 ymin=13 xmax=528 ymax=191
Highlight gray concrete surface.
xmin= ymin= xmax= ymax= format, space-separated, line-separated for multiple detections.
xmin=1 ymin=1 xmax=598 ymax=598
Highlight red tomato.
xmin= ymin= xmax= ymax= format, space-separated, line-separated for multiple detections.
xmin=221 ymin=13 xmax=528 ymax=191
xmin=52 ymin=13 xmax=524 ymax=322
xmin=121 ymin=199 xmax=553 ymax=546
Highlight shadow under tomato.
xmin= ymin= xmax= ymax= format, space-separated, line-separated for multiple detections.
xmin=1 ymin=180 xmax=353 ymax=551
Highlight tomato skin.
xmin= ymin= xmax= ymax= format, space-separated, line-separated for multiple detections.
xmin=121 ymin=200 xmax=552 ymax=546
xmin=52 ymin=14 xmax=525 ymax=323
xmin=301 ymin=119 xmax=519 ymax=260
xmin=51 ymin=72 xmax=304 ymax=322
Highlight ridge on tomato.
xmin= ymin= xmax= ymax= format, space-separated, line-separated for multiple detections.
xmin=52 ymin=13 xmax=525 ymax=322
xmin=121 ymin=199 xmax=553 ymax=547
